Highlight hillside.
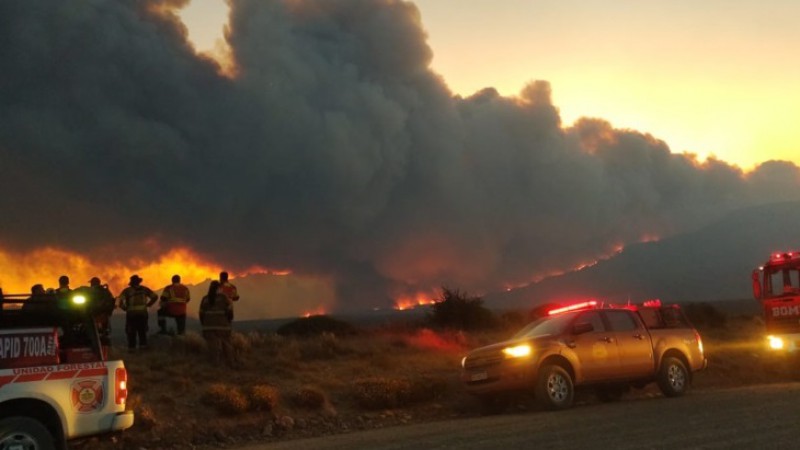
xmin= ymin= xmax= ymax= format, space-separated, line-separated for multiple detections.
xmin=488 ymin=201 xmax=800 ymax=309
xmin=76 ymin=301 xmax=799 ymax=450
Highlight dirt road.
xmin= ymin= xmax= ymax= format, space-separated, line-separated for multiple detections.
xmin=239 ymin=383 xmax=800 ymax=449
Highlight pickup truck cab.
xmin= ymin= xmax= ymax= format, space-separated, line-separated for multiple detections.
xmin=461 ymin=300 xmax=707 ymax=410
xmin=0 ymin=287 xmax=133 ymax=449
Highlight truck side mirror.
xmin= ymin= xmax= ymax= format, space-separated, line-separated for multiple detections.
xmin=752 ymin=270 xmax=762 ymax=300
xmin=572 ymin=322 xmax=594 ymax=335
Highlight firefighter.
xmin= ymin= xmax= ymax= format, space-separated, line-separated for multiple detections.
xmin=158 ymin=274 xmax=191 ymax=335
xmin=218 ymin=271 xmax=239 ymax=322
xmin=199 ymin=280 xmax=234 ymax=366
xmin=117 ymin=274 xmax=158 ymax=352
xmin=55 ymin=275 xmax=71 ymax=294
xmin=31 ymin=284 xmax=46 ymax=296
xmin=89 ymin=277 xmax=116 ymax=352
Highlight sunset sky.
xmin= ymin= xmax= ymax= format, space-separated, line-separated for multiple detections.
xmin=180 ymin=0 xmax=800 ymax=170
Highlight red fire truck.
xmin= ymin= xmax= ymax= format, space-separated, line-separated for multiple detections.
xmin=752 ymin=250 xmax=800 ymax=352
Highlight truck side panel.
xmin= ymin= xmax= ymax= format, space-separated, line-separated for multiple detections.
xmin=0 ymin=360 xmax=129 ymax=439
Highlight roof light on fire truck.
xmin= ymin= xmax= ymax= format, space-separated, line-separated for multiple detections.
xmin=502 ymin=344 xmax=532 ymax=358
xmin=768 ymin=335 xmax=784 ymax=350
xmin=72 ymin=294 xmax=87 ymax=305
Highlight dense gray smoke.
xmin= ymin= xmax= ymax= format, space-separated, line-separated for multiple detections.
xmin=1 ymin=0 xmax=798 ymax=311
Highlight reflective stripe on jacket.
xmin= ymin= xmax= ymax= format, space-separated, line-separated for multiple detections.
xmin=200 ymin=294 xmax=232 ymax=331
xmin=119 ymin=286 xmax=157 ymax=314
xmin=161 ymin=283 xmax=191 ymax=316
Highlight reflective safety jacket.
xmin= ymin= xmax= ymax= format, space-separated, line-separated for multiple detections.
xmin=199 ymin=294 xmax=232 ymax=331
xmin=219 ymin=281 xmax=239 ymax=302
xmin=160 ymin=283 xmax=191 ymax=316
xmin=118 ymin=286 xmax=157 ymax=314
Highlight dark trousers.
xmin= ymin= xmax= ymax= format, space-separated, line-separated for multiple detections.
xmin=125 ymin=313 xmax=149 ymax=349
xmin=158 ymin=308 xmax=187 ymax=335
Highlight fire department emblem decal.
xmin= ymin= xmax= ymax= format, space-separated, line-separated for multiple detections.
xmin=71 ymin=380 xmax=104 ymax=413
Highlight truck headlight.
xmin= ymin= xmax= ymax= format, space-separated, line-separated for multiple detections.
xmin=502 ymin=344 xmax=532 ymax=358
xmin=768 ymin=335 xmax=784 ymax=350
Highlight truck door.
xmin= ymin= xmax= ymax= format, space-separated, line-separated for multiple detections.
xmin=567 ymin=311 xmax=621 ymax=382
xmin=605 ymin=310 xmax=654 ymax=378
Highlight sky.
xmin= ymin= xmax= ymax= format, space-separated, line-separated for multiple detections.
xmin=181 ymin=0 xmax=800 ymax=170
xmin=1 ymin=0 xmax=799 ymax=318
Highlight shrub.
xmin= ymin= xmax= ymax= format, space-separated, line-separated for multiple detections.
xmin=277 ymin=315 xmax=358 ymax=337
xmin=296 ymin=332 xmax=353 ymax=360
xmin=202 ymin=383 xmax=249 ymax=415
xmin=178 ymin=331 xmax=208 ymax=354
xmin=249 ymin=384 xmax=280 ymax=412
xmin=352 ymin=378 xmax=412 ymax=410
xmin=291 ymin=386 xmax=329 ymax=410
xmin=429 ymin=287 xmax=497 ymax=331
xmin=407 ymin=375 xmax=449 ymax=403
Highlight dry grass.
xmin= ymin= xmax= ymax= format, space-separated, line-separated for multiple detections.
xmin=76 ymin=309 xmax=800 ymax=450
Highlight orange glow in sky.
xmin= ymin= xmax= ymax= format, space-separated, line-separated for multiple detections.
xmin=177 ymin=0 xmax=800 ymax=171
xmin=0 ymin=246 xmax=221 ymax=296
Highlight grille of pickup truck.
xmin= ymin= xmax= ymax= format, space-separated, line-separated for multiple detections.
xmin=464 ymin=351 xmax=504 ymax=369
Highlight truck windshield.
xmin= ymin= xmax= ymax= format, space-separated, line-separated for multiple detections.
xmin=511 ymin=312 xmax=576 ymax=339
xmin=765 ymin=267 xmax=800 ymax=297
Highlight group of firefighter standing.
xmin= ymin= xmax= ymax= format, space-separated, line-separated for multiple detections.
xmin=38 ymin=271 xmax=240 ymax=364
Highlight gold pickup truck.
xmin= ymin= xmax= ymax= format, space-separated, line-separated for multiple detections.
xmin=461 ymin=301 xmax=707 ymax=411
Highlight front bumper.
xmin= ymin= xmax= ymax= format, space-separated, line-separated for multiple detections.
xmin=461 ymin=361 xmax=536 ymax=396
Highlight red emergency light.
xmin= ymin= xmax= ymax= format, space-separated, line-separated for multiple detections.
xmin=771 ymin=251 xmax=800 ymax=262
xmin=548 ymin=300 xmax=598 ymax=316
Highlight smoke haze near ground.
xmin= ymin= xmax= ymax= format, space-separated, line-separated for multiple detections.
xmin=1 ymin=0 xmax=799 ymax=312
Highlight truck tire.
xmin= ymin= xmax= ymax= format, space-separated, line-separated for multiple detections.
xmin=535 ymin=364 xmax=574 ymax=410
xmin=0 ymin=416 xmax=56 ymax=450
xmin=657 ymin=356 xmax=689 ymax=397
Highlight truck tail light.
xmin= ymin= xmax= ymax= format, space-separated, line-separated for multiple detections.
xmin=115 ymin=367 xmax=128 ymax=405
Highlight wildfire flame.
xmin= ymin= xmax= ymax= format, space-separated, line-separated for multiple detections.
xmin=0 ymin=245 xmax=267 ymax=295
xmin=394 ymin=291 xmax=437 ymax=311
xmin=302 ymin=307 xmax=328 ymax=318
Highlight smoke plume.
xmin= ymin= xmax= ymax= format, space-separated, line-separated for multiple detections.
xmin=1 ymin=0 xmax=798 ymax=313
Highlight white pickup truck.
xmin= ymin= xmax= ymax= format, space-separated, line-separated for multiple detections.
xmin=0 ymin=287 xmax=134 ymax=449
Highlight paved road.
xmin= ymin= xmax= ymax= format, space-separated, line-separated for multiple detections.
xmin=240 ymin=383 xmax=800 ymax=449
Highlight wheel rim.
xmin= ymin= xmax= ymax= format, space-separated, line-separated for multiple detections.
xmin=0 ymin=431 xmax=38 ymax=450
xmin=667 ymin=363 xmax=686 ymax=391
xmin=547 ymin=372 xmax=569 ymax=402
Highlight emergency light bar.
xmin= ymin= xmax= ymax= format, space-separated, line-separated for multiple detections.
xmin=770 ymin=251 xmax=800 ymax=262
xmin=548 ymin=301 xmax=598 ymax=315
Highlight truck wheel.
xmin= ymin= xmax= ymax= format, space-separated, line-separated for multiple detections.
xmin=0 ymin=416 xmax=56 ymax=450
xmin=657 ymin=356 xmax=689 ymax=397
xmin=535 ymin=364 xmax=574 ymax=410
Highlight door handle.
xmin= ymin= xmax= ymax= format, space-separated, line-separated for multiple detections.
xmin=598 ymin=337 xmax=612 ymax=343
xmin=633 ymin=334 xmax=644 ymax=340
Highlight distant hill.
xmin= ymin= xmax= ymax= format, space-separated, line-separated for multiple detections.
xmin=486 ymin=201 xmax=800 ymax=310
